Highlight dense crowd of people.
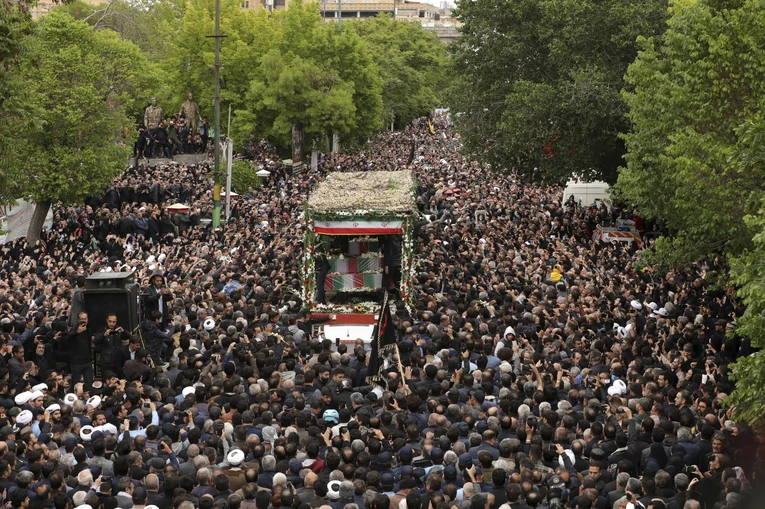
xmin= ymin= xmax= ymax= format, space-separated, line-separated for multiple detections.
xmin=0 ymin=116 xmax=758 ymax=509
xmin=134 ymin=117 xmax=210 ymax=159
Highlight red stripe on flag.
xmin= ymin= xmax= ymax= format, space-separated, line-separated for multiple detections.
xmin=313 ymin=227 xmax=404 ymax=235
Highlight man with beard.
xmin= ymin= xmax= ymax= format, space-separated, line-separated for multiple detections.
xmin=94 ymin=313 xmax=131 ymax=377
xmin=143 ymin=273 xmax=171 ymax=329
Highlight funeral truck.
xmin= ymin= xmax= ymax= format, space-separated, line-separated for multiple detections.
xmin=302 ymin=171 xmax=417 ymax=347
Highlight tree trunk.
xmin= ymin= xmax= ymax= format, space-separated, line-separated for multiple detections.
xmin=292 ymin=122 xmax=304 ymax=166
xmin=26 ymin=200 xmax=51 ymax=243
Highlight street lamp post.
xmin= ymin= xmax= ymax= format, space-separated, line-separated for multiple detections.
xmin=211 ymin=0 xmax=223 ymax=228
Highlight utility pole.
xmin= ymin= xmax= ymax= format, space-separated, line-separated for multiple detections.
xmin=211 ymin=0 xmax=223 ymax=228
xmin=338 ymin=0 xmax=341 ymax=26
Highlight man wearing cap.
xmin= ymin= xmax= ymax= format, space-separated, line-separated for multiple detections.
xmin=379 ymin=473 xmax=396 ymax=498
xmin=224 ymin=449 xmax=247 ymax=491
xmin=58 ymin=312 xmax=94 ymax=388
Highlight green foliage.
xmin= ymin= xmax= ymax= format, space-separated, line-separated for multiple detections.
xmin=348 ymin=15 xmax=447 ymax=128
xmin=232 ymin=1 xmax=383 ymax=148
xmin=54 ymin=0 xmax=178 ymax=123
xmin=728 ymin=205 xmax=765 ymax=429
xmin=618 ymin=0 xmax=765 ymax=263
xmin=0 ymin=0 xmax=39 ymax=201
xmin=56 ymin=0 xmax=436 ymax=150
xmin=164 ymin=0 xmax=272 ymax=124
xmin=8 ymin=12 xmax=151 ymax=205
xmin=617 ymin=0 xmax=765 ymax=429
xmin=230 ymin=159 xmax=260 ymax=193
xmin=56 ymin=0 xmax=187 ymax=63
xmin=447 ymin=0 xmax=668 ymax=182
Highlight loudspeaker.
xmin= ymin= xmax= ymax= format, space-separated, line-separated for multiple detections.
xmin=82 ymin=285 xmax=140 ymax=335
xmin=85 ymin=271 xmax=135 ymax=290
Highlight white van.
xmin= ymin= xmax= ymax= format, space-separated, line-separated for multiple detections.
xmin=562 ymin=180 xmax=611 ymax=211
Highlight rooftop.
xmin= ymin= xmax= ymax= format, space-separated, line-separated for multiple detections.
xmin=307 ymin=171 xmax=417 ymax=216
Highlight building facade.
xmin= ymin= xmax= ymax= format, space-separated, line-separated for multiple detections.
xmin=31 ymin=0 xmax=106 ymax=19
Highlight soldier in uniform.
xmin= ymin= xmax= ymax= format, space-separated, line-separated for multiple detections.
xmin=178 ymin=92 xmax=201 ymax=135
xmin=144 ymin=97 xmax=163 ymax=129
xmin=144 ymin=98 xmax=164 ymax=157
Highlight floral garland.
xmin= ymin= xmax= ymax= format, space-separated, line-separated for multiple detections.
xmin=400 ymin=217 xmax=417 ymax=315
xmin=312 ymin=302 xmax=381 ymax=314
xmin=337 ymin=286 xmax=382 ymax=293
xmin=302 ymin=204 xmax=316 ymax=305
xmin=311 ymin=210 xmax=411 ymax=222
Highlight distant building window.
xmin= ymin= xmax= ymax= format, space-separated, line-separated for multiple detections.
xmin=244 ymin=0 xmax=250 ymax=7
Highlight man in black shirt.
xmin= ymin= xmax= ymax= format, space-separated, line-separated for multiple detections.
xmin=59 ymin=312 xmax=94 ymax=388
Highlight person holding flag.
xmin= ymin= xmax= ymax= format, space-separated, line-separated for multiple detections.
xmin=366 ymin=291 xmax=409 ymax=395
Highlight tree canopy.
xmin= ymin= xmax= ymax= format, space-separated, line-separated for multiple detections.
xmin=616 ymin=0 xmax=765 ymax=428
xmin=348 ymin=15 xmax=447 ymax=129
xmin=447 ymin=0 xmax=668 ymax=182
xmin=43 ymin=0 xmax=445 ymax=150
xmin=231 ymin=1 xmax=383 ymax=148
xmin=0 ymin=0 xmax=449 ymax=237
xmin=9 ymin=12 xmax=159 ymax=239
xmin=0 ymin=0 xmax=38 ymax=198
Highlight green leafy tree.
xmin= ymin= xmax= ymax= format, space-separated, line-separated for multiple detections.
xmin=10 ymin=12 xmax=157 ymax=240
xmin=616 ymin=0 xmax=765 ymax=427
xmin=0 ymin=0 xmax=40 ymax=198
xmin=164 ymin=0 xmax=278 ymax=130
xmin=349 ymin=15 xmax=447 ymax=129
xmin=447 ymin=0 xmax=667 ymax=182
xmin=230 ymin=159 xmax=260 ymax=194
xmin=617 ymin=0 xmax=765 ymax=263
xmin=56 ymin=0 xmax=187 ymax=65
xmin=232 ymin=1 xmax=382 ymax=149
xmin=728 ymin=204 xmax=765 ymax=429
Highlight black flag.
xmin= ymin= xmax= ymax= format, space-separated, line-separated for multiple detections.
xmin=407 ymin=136 xmax=417 ymax=166
xmin=366 ymin=290 xmax=397 ymax=386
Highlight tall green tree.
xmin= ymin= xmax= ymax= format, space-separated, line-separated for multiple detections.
xmin=164 ymin=0 xmax=274 ymax=124
xmin=447 ymin=0 xmax=668 ymax=182
xmin=616 ymin=0 xmax=765 ymax=428
xmin=349 ymin=15 xmax=447 ymax=129
xmin=617 ymin=0 xmax=765 ymax=262
xmin=10 ymin=12 xmax=158 ymax=240
xmin=232 ymin=1 xmax=382 ymax=148
xmin=56 ymin=0 xmax=187 ymax=65
xmin=728 ymin=202 xmax=765 ymax=430
xmin=0 ymin=0 xmax=39 ymax=197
